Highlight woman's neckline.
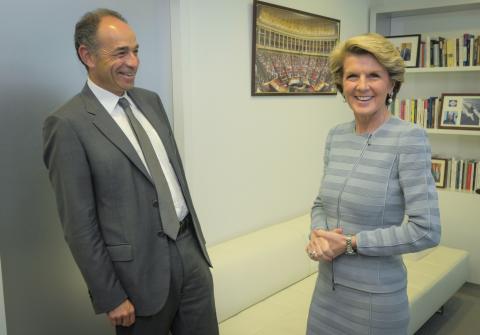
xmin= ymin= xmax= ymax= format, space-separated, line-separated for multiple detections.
xmin=352 ymin=114 xmax=393 ymax=137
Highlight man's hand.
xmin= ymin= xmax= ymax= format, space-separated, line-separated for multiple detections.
xmin=306 ymin=228 xmax=343 ymax=262
xmin=107 ymin=299 xmax=135 ymax=327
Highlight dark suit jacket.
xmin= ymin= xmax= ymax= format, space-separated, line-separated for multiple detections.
xmin=43 ymin=84 xmax=211 ymax=316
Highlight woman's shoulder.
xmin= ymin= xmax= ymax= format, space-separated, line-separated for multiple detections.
xmin=329 ymin=120 xmax=355 ymax=135
xmin=383 ymin=116 xmax=427 ymax=137
xmin=383 ymin=117 xmax=430 ymax=152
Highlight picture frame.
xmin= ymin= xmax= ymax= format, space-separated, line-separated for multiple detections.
xmin=385 ymin=34 xmax=421 ymax=68
xmin=251 ymin=0 xmax=340 ymax=96
xmin=439 ymin=93 xmax=480 ymax=130
xmin=431 ymin=158 xmax=448 ymax=188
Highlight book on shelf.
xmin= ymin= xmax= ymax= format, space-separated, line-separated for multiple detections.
xmin=433 ymin=157 xmax=480 ymax=193
xmin=425 ymin=36 xmax=431 ymax=68
xmin=446 ymin=38 xmax=455 ymax=67
xmin=455 ymin=38 xmax=463 ymax=66
xmin=474 ymin=36 xmax=480 ymax=66
xmin=464 ymin=33 xmax=475 ymax=66
xmin=432 ymin=38 xmax=440 ymax=67
xmin=419 ymin=41 xmax=426 ymax=67
xmin=438 ymin=37 xmax=445 ymax=67
xmin=460 ymin=160 xmax=465 ymax=190
xmin=420 ymin=33 xmax=480 ymax=68
xmin=391 ymin=97 xmax=440 ymax=129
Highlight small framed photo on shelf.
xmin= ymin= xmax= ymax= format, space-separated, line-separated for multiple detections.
xmin=385 ymin=34 xmax=421 ymax=68
xmin=431 ymin=158 xmax=448 ymax=188
xmin=439 ymin=94 xmax=480 ymax=130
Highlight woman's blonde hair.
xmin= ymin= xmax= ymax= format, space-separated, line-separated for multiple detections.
xmin=329 ymin=33 xmax=405 ymax=104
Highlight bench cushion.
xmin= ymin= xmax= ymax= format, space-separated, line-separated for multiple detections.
xmin=209 ymin=215 xmax=315 ymax=322
xmin=219 ymin=275 xmax=316 ymax=335
xmin=218 ymin=245 xmax=468 ymax=335
xmin=405 ymin=246 xmax=468 ymax=334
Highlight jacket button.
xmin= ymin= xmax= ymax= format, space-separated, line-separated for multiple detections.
xmin=153 ymin=200 xmax=159 ymax=208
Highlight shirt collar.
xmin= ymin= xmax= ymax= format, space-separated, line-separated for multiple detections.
xmin=87 ymin=78 xmax=129 ymax=115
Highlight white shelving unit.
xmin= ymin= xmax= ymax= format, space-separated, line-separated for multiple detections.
xmin=407 ymin=66 xmax=480 ymax=73
xmin=370 ymin=0 xmax=480 ymax=284
xmin=426 ymin=129 xmax=480 ymax=136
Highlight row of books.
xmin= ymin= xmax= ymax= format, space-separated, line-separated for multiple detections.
xmin=390 ymin=97 xmax=440 ymax=129
xmin=419 ymin=33 xmax=480 ymax=68
xmin=433 ymin=158 xmax=480 ymax=193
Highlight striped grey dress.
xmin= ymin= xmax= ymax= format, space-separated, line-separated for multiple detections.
xmin=307 ymin=117 xmax=441 ymax=335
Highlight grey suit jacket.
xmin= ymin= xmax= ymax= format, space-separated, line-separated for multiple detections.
xmin=311 ymin=117 xmax=440 ymax=293
xmin=43 ymin=84 xmax=211 ymax=316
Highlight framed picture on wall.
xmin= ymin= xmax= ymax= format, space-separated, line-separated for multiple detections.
xmin=431 ymin=158 xmax=448 ymax=188
xmin=385 ymin=34 xmax=421 ymax=68
xmin=251 ymin=0 xmax=340 ymax=96
xmin=439 ymin=93 xmax=480 ymax=130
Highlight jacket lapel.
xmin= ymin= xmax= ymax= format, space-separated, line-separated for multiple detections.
xmin=128 ymin=89 xmax=208 ymax=256
xmin=80 ymin=84 xmax=154 ymax=185
xmin=128 ymin=90 xmax=190 ymax=200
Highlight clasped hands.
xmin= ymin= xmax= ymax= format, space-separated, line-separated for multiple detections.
xmin=107 ymin=230 xmax=351 ymax=327
xmin=306 ymin=228 xmax=351 ymax=262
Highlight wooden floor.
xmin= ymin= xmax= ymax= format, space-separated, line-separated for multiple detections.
xmin=415 ymin=283 xmax=480 ymax=335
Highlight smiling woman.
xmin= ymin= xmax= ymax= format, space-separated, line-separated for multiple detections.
xmin=305 ymin=33 xmax=440 ymax=335
xmin=329 ymin=33 xmax=405 ymax=134
xmin=342 ymin=53 xmax=394 ymax=133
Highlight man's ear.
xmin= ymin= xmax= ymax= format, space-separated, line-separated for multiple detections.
xmin=78 ymin=45 xmax=95 ymax=70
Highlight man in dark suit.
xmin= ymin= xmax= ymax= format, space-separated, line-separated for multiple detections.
xmin=43 ymin=9 xmax=218 ymax=335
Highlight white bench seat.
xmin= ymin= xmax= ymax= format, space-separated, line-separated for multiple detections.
xmin=208 ymin=215 xmax=469 ymax=335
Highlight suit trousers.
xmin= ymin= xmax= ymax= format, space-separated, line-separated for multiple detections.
xmin=116 ymin=219 xmax=219 ymax=335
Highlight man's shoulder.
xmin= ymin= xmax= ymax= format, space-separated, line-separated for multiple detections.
xmin=49 ymin=92 xmax=85 ymax=121
xmin=129 ymin=87 xmax=159 ymax=101
xmin=128 ymin=87 xmax=166 ymax=113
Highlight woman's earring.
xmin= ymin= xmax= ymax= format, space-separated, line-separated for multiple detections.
xmin=387 ymin=93 xmax=393 ymax=105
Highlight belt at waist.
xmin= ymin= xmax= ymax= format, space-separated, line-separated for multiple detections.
xmin=178 ymin=213 xmax=192 ymax=236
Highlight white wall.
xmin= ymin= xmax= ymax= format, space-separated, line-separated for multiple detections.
xmin=0 ymin=1 xmax=172 ymax=334
xmin=171 ymin=0 xmax=370 ymax=245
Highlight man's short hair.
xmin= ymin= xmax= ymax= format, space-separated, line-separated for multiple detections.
xmin=74 ymin=8 xmax=127 ymax=69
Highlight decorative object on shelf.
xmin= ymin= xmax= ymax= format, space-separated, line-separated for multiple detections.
xmin=439 ymin=93 xmax=480 ymax=130
xmin=385 ymin=34 xmax=421 ymax=68
xmin=431 ymin=158 xmax=448 ymax=188
xmin=251 ymin=0 xmax=340 ymax=96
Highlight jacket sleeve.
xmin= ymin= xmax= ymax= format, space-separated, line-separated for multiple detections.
xmin=356 ymin=127 xmax=441 ymax=256
xmin=43 ymin=114 xmax=127 ymax=314
xmin=311 ymin=129 xmax=334 ymax=231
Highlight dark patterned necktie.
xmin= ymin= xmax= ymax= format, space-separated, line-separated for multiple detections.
xmin=118 ymin=97 xmax=179 ymax=239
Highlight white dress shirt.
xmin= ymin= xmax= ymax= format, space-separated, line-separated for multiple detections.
xmin=87 ymin=79 xmax=188 ymax=221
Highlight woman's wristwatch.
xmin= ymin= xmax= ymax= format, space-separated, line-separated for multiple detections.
xmin=345 ymin=235 xmax=357 ymax=255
